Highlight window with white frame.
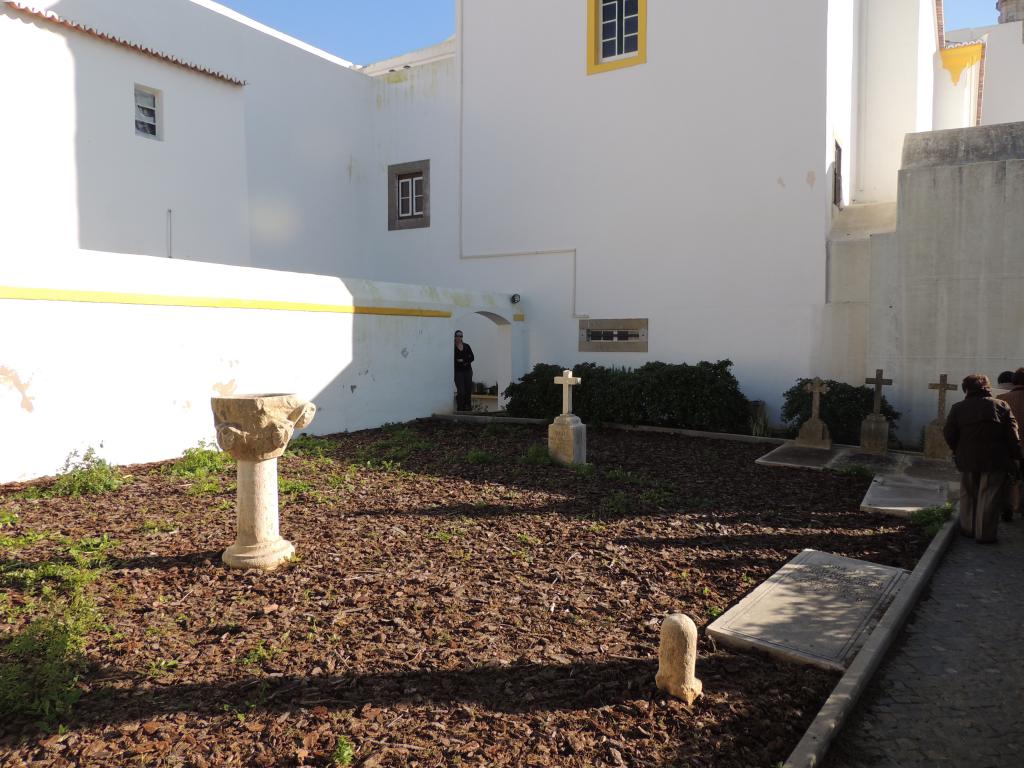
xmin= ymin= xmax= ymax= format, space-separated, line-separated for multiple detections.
xmin=388 ymin=160 xmax=430 ymax=230
xmin=600 ymin=0 xmax=640 ymax=62
xmin=397 ymin=174 xmax=424 ymax=218
xmin=134 ymin=86 xmax=159 ymax=139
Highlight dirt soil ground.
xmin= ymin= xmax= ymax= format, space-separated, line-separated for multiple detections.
xmin=0 ymin=422 xmax=931 ymax=768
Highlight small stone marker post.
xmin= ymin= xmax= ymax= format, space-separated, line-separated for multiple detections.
xmin=924 ymin=373 xmax=957 ymax=459
xmin=655 ymin=613 xmax=702 ymax=705
xmin=860 ymin=369 xmax=893 ymax=454
xmin=212 ymin=394 xmax=316 ymax=570
xmin=548 ymin=369 xmax=586 ymax=465
xmin=795 ymin=377 xmax=831 ymax=449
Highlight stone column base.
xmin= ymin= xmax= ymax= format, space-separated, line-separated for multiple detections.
xmin=223 ymin=538 xmax=295 ymax=570
xmin=859 ymin=414 xmax=889 ymax=454
xmin=795 ymin=417 xmax=831 ymax=450
xmin=548 ymin=414 xmax=587 ymax=465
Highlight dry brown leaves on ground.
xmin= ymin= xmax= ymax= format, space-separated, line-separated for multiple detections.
xmin=0 ymin=422 xmax=930 ymax=767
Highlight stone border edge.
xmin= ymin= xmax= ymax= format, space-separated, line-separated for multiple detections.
xmin=430 ymin=414 xmax=786 ymax=445
xmin=782 ymin=513 xmax=958 ymax=768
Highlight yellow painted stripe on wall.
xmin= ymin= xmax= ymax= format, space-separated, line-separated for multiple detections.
xmin=0 ymin=285 xmax=453 ymax=318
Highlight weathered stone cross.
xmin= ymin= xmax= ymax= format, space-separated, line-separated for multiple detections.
xmin=554 ymin=369 xmax=582 ymax=416
xmin=929 ymin=373 xmax=958 ymax=421
xmin=804 ymin=377 xmax=829 ymax=421
xmin=865 ymin=369 xmax=893 ymax=415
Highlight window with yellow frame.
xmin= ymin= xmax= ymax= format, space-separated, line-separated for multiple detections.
xmin=587 ymin=0 xmax=647 ymax=75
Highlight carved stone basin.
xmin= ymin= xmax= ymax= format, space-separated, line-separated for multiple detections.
xmin=210 ymin=393 xmax=316 ymax=570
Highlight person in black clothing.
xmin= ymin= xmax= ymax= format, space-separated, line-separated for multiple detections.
xmin=944 ymin=373 xmax=1021 ymax=542
xmin=454 ymin=330 xmax=475 ymax=412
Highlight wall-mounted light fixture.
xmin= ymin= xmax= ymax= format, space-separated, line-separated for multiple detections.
xmin=510 ymin=293 xmax=521 ymax=304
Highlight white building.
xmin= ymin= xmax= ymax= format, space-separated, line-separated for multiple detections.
xmin=1 ymin=0 xmax=1023 ymax=479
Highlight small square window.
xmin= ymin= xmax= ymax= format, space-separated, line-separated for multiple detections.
xmin=579 ymin=318 xmax=649 ymax=352
xmin=388 ymin=160 xmax=430 ymax=231
xmin=134 ymin=85 xmax=161 ymax=140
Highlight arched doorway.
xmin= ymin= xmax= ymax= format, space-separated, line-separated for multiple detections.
xmin=453 ymin=310 xmax=512 ymax=413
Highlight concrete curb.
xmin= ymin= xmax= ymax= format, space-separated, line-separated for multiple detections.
xmin=782 ymin=513 xmax=958 ymax=768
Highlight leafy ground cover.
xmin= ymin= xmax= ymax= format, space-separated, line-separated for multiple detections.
xmin=0 ymin=422 xmax=931 ymax=767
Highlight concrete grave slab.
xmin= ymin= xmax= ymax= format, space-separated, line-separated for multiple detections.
xmin=755 ymin=443 xmax=841 ymax=471
xmin=707 ymin=550 xmax=908 ymax=671
xmin=859 ymin=475 xmax=949 ymax=517
xmin=830 ymin=452 xmax=902 ymax=474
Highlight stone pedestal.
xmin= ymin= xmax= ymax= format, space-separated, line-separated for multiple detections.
xmin=655 ymin=613 xmax=702 ymax=705
xmin=795 ymin=417 xmax=831 ymax=450
xmin=859 ymin=413 xmax=889 ymax=454
xmin=212 ymin=394 xmax=316 ymax=570
xmin=548 ymin=414 xmax=586 ymax=466
xmin=923 ymin=420 xmax=951 ymax=460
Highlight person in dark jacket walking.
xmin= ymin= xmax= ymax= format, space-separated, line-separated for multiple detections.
xmin=454 ymin=330 xmax=475 ymax=412
xmin=997 ymin=367 xmax=1024 ymax=519
xmin=944 ymin=373 xmax=1021 ymax=542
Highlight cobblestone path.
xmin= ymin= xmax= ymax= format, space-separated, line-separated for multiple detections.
xmin=826 ymin=518 xmax=1024 ymax=768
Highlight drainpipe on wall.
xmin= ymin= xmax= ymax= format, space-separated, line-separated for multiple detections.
xmin=166 ymin=209 xmax=173 ymax=259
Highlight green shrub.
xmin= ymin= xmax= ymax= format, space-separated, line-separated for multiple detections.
xmin=781 ymin=379 xmax=900 ymax=446
xmin=519 ymin=444 xmax=552 ymax=466
xmin=47 ymin=449 xmax=126 ymax=498
xmin=332 ymin=736 xmax=356 ymax=767
xmin=466 ymin=449 xmax=496 ymax=465
xmin=910 ymin=503 xmax=953 ymax=538
xmin=504 ymin=360 xmax=751 ymax=433
xmin=168 ymin=441 xmax=233 ymax=477
xmin=286 ymin=434 xmax=336 ymax=458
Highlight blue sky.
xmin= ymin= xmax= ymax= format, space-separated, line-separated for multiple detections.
xmin=215 ymin=1 xmax=1000 ymax=66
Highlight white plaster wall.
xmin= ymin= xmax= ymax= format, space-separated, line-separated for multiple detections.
xmin=869 ymin=130 xmax=1024 ymax=443
xmin=827 ymin=0 xmax=861 ymax=209
xmin=948 ymin=22 xmax=1024 ymax=126
xmin=932 ymin=50 xmax=981 ymax=130
xmin=443 ymin=0 xmax=831 ymax=417
xmin=21 ymin=0 xmax=374 ymax=277
xmin=0 ymin=5 xmax=249 ymax=264
xmin=0 ymin=248 xmax=508 ymax=483
xmin=855 ymin=0 xmax=937 ymax=202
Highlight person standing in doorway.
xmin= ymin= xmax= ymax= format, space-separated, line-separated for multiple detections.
xmin=454 ymin=330 xmax=475 ymax=412
xmin=944 ymin=373 xmax=1021 ymax=542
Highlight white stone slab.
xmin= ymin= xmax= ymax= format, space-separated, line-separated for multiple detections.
xmin=859 ymin=474 xmax=948 ymax=517
xmin=707 ymin=550 xmax=907 ymax=671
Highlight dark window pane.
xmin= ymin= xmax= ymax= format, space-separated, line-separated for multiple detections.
xmin=602 ymin=2 xmax=617 ymax=22
xmin=135 ymin=120 xmax=156 ymax=135
xmin=625 ymin=0 xmax=638 ymax=16
xmin=602 ymin=40 xmax=618 ymax=59
xmin=601 ymin=20 xmax=616 ymax=40
xmin=623 ymin=34 xmax=638 ymax=53
xmin=624 ymin=16 xmax=638 ymax=35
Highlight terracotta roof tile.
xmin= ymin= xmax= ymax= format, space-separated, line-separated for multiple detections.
xmin=4 ymin=2 xmax=245 ymax=86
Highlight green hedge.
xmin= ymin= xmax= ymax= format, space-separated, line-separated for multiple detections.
xmin=503 ymin=360 xmax=752 ymax=434
xmin=781 ymin=378 xmax=900 ymax=445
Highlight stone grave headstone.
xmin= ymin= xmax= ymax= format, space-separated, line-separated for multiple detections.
xmin=860 ymin=369 xmax=893 ymax=454
xmin=923 ymin=373 xmax=957 ymax=460
xmin=655 ymin=613 xmax=702 ymax=705
xmin=212 ymin=393 xmax=316 ymax=570
xmin=794 ymin=377 xmax=831 ymax=449
xmin=707 ymin=549 xmax=907 ymax=671
xmin=548 ymin=369 xmax=586 ymax=465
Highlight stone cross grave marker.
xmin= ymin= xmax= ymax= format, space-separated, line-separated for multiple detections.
xmin=554 ymin=369 xmax=581 ymax=416
xmin=548 ymin=369 xmax=586 ymax=465
xmin=795 ymin=377 xmax=831 ymax=450
xmin=924 ymin=373 xmax=957 ymax=459
xmin=860 ymin=368 xmax=893 ymax=454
